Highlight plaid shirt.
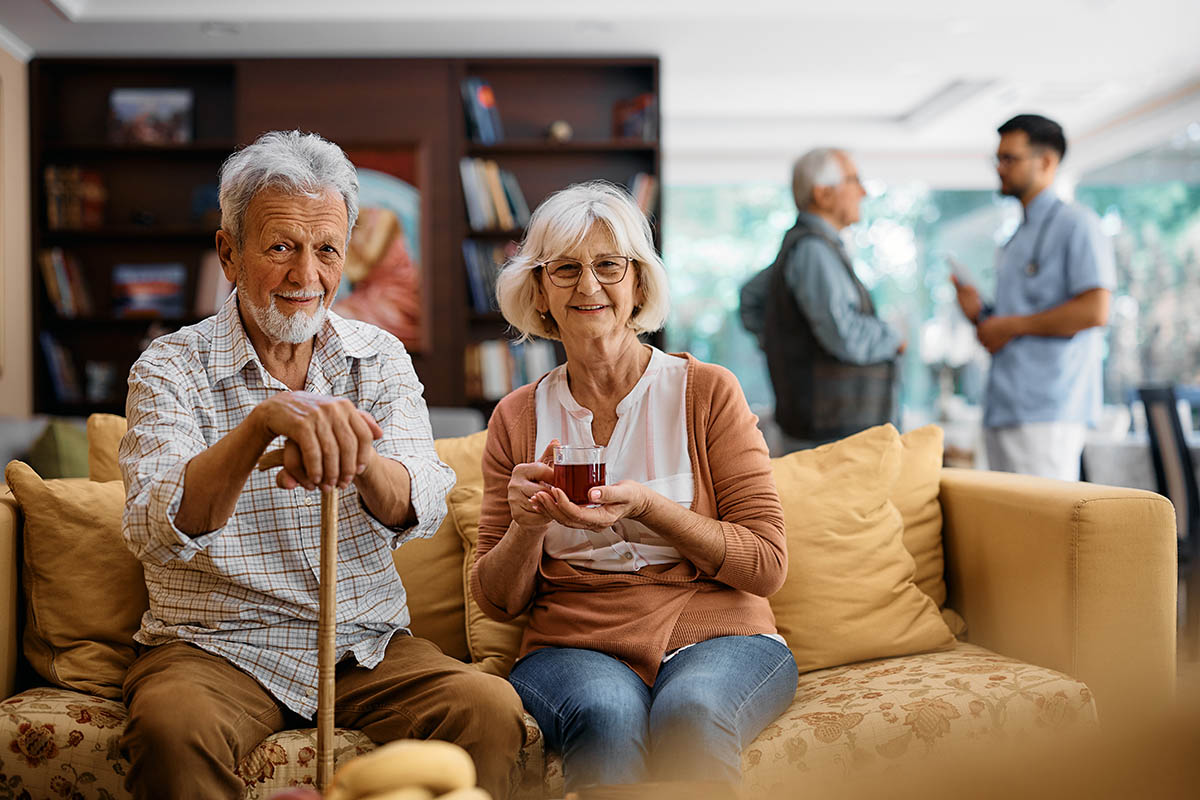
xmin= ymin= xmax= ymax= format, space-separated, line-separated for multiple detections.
xmin=119 ymin=290 xmax=454 ymax=717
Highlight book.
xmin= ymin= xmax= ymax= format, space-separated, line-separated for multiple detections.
xmin=44 ymin=166 xmax=106 ymax=230
xmin=500 ymin=169 xmax=531 ymax=228
xmin=38 ymin=331 xmax=82 ymax=403
xmin=112 ymin=263 xmax=187 ymax=319
xmin=612 ymin=92 xmax=658 ymax=141
xmin=483 ymin=160 xmax=515 ymax=231
xmin=38 ymin=248 xmax=91 ymax=317
xmin=460 ymin=78 xmax=504 ymax=144
xmin=629 ymin=172 xmax=658 ymax=215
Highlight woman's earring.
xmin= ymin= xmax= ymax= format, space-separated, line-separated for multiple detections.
xmin=539 ymin=312 xmax=547 ymax=321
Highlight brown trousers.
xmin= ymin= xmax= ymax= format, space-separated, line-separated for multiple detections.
xmin=120 ymin=636 xmax=526 ymax=800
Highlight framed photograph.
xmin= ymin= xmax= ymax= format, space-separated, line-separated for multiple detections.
xmin=107 ymin=88 xmax=193 ymax=145
xmin=332 ymin=148 xmax=427 ymax=352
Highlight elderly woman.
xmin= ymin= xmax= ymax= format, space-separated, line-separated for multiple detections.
xmin=469 ymin=181 xmax=797 ymax=792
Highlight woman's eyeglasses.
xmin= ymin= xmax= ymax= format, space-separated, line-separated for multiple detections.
xmin=538 ymin=256 xmax=632 ymax=288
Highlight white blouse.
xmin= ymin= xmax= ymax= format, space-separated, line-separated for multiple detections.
xmin=535 ymin=347 xmax=693 ymax=571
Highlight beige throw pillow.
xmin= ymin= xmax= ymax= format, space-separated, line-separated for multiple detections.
xmin=4 ymin=461 xmax=149 ymax=698
xmin=769 ymin=424 xmax=955 ymax=673
xmin=450 ymin=485 xmax=527 ymax=678
xmin=86 ymin=413 xmax=127 ymax=483
xmin=390 ymin=431 xmax=488 ymax=663
xmin=895 ymin=424 xmax=946 ymax=606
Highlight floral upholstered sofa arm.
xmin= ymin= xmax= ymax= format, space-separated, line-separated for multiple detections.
xmin=938 ymin=467 xmax=1177 ymax=718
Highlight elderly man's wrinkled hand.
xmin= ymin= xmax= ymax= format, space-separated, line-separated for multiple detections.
xmin=532 ymin=480 xmax=650 ymax=532
xmin=258 ymin=391 xmax=382 ymax=492
xmin=976 ymin=315 xmax=1023 ymax=355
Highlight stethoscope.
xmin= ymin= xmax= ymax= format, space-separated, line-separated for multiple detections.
xmin=1022 ymin=199 xmax=1064 ymax=277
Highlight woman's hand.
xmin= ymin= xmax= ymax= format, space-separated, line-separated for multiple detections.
xmin=508 ymin=440 xmax=558 ymax=533
xmin=533 ymin=480 xmax=652 ymax=532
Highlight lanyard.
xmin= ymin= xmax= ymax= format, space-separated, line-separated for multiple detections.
xmin=1025 ymin=199 xmax=1063 ymax=277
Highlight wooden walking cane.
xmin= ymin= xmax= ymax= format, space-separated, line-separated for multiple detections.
xmin=258 ymin=449 xmax=338 ymax=791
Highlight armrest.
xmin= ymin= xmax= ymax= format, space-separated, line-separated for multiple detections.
xmin=0 ymin=492 xmax=20 ymax=699
xmin=939 ymin=468 xmax=1176 ymax=718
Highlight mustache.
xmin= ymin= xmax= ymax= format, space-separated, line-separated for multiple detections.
xmin=273 ymin=290 xmax=325 ymax=300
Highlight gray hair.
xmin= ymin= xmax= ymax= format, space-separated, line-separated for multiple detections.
xmin=495 ymin=180 xmax=669 ymax=342
xmin=218 ymin=130 xmax=359 ymax=247
xmin=791 ymin=147 xmax=847 ymax=209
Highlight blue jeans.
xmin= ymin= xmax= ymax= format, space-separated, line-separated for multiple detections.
xmin=508 ymin=635 xmax=797 ymax=792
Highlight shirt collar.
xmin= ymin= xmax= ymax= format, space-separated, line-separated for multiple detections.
xmin=796 ymin=210 xmax=843 ymax=242
xmin=1023 ymin=187 xmax=1059 ymax=224
xmin=209 ymin=289 xmax=376 ymax=387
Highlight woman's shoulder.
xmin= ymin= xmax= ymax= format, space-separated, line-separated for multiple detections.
xmin=668 ymin=352 xmax=740 ymax=396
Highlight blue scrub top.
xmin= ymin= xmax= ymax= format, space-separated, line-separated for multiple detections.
xmin=984 ymin=188 xmax=1116 ymax=428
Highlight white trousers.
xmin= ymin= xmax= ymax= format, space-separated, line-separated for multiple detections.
xmin=984 ymin=422 xmax=1087 ymax=482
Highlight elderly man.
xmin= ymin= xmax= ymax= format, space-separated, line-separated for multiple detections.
xmin=740 ymin=147 xmax=905 ymax=453
xmin=952 ymin=114 xmax=1114 ymax=480
xmin=118 ymin=131 xmax=525 ymax=800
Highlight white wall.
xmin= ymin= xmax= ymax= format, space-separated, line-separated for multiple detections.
xmin=0 ymin=47 xmax=31 ymax=416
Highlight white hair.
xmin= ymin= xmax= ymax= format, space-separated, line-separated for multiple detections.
xmin=237 ymin=275 xmax=328 ymax=344
xmin=791 ymin=147 xmax=847 ymax=209
xmin=218 ymin=130 xmax=359 ymax=247
xmin=495 ymin=180 xmax=669 ymax=342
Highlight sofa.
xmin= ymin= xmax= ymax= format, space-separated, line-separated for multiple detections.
xmin=0 ymin=414 xmax=1178 ymax=799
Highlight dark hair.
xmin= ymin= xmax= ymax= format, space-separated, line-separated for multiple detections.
xmin=997 ymin=114 xmax=1067 ymax=160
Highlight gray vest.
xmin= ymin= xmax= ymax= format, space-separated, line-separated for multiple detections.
xmin=761 ymin=218 xmax=895 ymax=441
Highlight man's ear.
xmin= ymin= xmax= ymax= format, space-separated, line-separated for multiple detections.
xmin=215 ymin=229 xmax=238 ymax=282
xmin=810 ymin=184 xmax=832 ymax=213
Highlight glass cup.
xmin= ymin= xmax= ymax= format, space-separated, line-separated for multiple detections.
xmin=552 ymin=444 xmax=606 ymax=506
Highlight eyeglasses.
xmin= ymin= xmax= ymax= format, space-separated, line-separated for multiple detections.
xmin=993 ymin=153 xmax=1036 ymax=168
xmin=538 ymin=256 xmax=632 ymax=288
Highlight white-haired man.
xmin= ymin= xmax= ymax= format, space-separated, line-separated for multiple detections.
xmin=740 ymin=148 xmax=905 ymax=453
xmin=118 ymin=130 xmax=525 ymax=800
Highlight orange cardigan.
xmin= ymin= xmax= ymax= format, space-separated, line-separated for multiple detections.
xmin=469 ymin=353 xmax=787 ymax=685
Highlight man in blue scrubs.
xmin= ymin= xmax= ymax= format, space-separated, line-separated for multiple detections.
xmin=953 ymin=114 xmax=1116 ymax=480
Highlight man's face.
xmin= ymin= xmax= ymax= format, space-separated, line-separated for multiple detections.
xmin=995 ymin=130 xmax=1052 ymax=198
xmin=219 ymin=187 xmax=348 ymax=345
xmin=813 ymin=152 xmax=866 ymax=229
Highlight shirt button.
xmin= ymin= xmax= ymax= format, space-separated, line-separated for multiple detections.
xmin=305 ymin=496 xmax=315 ymax=506
xmin=621 ymin=551 xmax=634 ymax=560
xmin=305 ymin=688 xmax=314 ymax=697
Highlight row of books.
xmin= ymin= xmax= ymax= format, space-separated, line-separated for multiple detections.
xmin=38 ymin=248 xmax=93 ymax=317
xmin=459 ymin=158 xmax=531 ymax=232
xmin=39 ymin=332 xmax=122 ymax=404
xmin=612 ymin=92 xmax=658 ymax=141
xmin=460 ymin=77 xmax=505 ymax=144
xmin=465 ymin=339 xmax=559 ymax=401
xmin=44 ymin=166 xmax=106 ymax=229
xmin=462 ymin=240 xmax=515 ymax=314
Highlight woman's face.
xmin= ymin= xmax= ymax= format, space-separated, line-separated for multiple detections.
xmin=536 ymin=224 xmax=642 ymax=346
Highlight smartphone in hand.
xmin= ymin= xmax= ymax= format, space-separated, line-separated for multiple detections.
xmin=945 ymin=253 xmax=973 ymax=286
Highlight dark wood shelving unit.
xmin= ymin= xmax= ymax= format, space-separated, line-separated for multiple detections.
xmin=29 ymin=56 xmax=661 ymax=415
xmin=454 ymin=57 xmax=661 ymax=403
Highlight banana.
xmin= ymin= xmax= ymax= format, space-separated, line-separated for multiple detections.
xmin=355 ymin=789 xmax=435 ymax=800
xmin=435 ymin=788 xmax=492 ymax=800
xmin=327 ymin=739 xmax=477 ymax=799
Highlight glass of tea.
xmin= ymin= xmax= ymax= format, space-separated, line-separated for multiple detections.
xmin=552 ymin=445 xmax=606 ymax=506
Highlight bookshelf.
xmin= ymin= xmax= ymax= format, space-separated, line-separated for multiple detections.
xmin=453 ymin=58 xmax=662 ymax=409
xmin=28 ymin=57 xmax=661 ymax=416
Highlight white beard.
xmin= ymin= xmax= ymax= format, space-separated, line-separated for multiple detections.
xmin=239 ymin=284 xmax=328 ymax=345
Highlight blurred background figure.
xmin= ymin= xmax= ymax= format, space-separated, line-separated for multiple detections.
xmin=740 ymin=148 xmax=905 ymax=454
xmin=951 ymin=114 xmax=1115 ymax=480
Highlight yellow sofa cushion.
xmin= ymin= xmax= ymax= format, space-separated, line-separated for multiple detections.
xmin=3 ymin=461 xmax=148 ymax=699
xmin=86 ymin=413 xmax=127 ymax=483
xmin=895 ymin=424 xmax=946 ymax=607
xmin=450 ymin=484 xmax=527 ymax=678
xmin=769 ymin=424 xmax=955 ymax=674
xmin=389 ymin=431 xmax=488 ymax=663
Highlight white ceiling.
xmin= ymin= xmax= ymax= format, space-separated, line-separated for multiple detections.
xmin=3 ymin=0 xmax=1199 ymax=187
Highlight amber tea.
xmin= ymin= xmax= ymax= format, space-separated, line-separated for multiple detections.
xmin=552 ymin=445 xmax=606 ymax=506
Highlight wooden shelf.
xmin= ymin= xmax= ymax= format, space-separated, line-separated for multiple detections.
xmin=467 ymin=140 xmax=656 ymax=155
xmin=43 ymin=141 xmax=236 ymax=158
xmin=470 ymin=311 xmax=506 ymax=324
xmin=43 ymin=225 xmax=216 ymax=241
xmin=466 ymin=228 xmax=525 ymax=239
xmin=45 ymin=315 xmax=207 ymax=328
